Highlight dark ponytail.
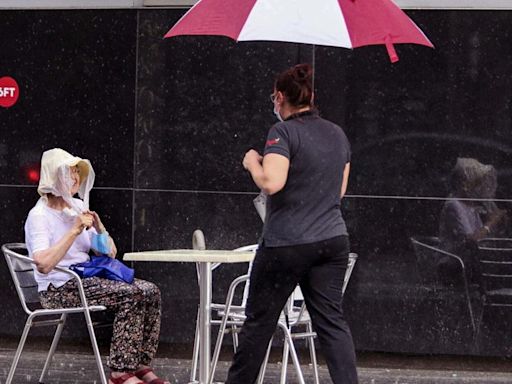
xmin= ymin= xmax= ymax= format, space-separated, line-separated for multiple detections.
xmin=275 ymin=63 xmax=314 ymax=108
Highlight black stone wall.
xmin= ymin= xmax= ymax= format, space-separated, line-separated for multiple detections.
xmin=1 ymin=9 xmax=511 ymax=357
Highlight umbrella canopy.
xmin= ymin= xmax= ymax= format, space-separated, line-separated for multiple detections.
xmin=164 ymin=0 xmax=434 ymax=63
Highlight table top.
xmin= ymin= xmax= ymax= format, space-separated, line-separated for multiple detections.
xmin=123 ymin=249 xmax=255 ymax=263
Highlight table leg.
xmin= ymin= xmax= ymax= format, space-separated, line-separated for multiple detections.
xmin=198 ymin=261 xmax=212 ymax=384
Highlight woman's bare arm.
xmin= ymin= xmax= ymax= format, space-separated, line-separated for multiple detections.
xmin=33 ymin=214 xmax=93 ymax=274
xmin=243 ymin=150 xmax=290 ymax=195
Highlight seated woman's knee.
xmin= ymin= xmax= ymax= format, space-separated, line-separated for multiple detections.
xmin=135 ymin=279 xmax=161 ymax=303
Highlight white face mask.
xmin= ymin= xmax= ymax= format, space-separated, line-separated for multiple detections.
xmin=273 ymin=101 xmax=283 ymax=122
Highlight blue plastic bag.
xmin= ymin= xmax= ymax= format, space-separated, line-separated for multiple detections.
xmin=70 ymin=255 xmax=134 ymax=284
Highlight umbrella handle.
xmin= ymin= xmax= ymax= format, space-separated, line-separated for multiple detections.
xmin=385 ymin=35 xmax=399 ymax=63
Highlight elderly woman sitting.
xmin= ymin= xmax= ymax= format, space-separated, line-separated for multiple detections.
xmin=24 ymin=148 xmax=169 ymax=384
xmin=438 ymin=157 xmax=507 ymax=286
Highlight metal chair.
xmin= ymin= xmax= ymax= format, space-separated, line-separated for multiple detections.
xmin=474 ymin=238 xmax=512 ymax=342
xmin=188 ymin=229 xmax=297 ymax=384
xmin=209 ymin=250 xmax=358 ymax=384
xmin=190 ymin=230 xmax=256 ymax=384
xmin=1 ymin=243 xmax=108 ymax=384
xmin=410 ymin=236 xmax=476 ymax=333
xmin=268 ymin=252 xmax=358 ymax=384
xmin=209 ymin=244 xmax=267 ymax=384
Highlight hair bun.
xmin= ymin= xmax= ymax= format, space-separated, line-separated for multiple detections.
xmin=292 ymin=64 xmax=313 ymax=83
xmin=274 ymin=63 xmax=314 ymax=108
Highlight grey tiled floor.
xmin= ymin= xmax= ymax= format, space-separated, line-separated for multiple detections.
xmin=1 ymin=341 xmax=512 ymax=384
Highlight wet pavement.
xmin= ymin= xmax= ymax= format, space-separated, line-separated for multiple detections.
xmin=1 ymin=339 xmax=511 ymax=384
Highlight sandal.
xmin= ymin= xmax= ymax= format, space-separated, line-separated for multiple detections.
xmin=134 ymin=367 xmax=169 ymax=384
xmin=109 ymin=372 xmax=144 ymax=384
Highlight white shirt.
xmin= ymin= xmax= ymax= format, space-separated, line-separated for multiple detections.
xmin=24 ymin=198 xmax=95 ymax=291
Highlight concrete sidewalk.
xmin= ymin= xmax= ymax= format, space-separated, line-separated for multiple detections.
xmin=1 ymin=343 xmax=512 ymax=384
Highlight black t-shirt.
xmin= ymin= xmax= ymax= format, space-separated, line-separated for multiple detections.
xmin=262 ymin=110 xmax=351 ymax=247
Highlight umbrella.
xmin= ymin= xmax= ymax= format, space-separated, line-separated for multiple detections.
xmin=164 ymin=0 xmax=434 ymax=63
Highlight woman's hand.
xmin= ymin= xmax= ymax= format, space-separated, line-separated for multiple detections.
xmin=73 ymin=213 xmax=94 ymax=236
xmin=86 ymin=210 xmax=118 ymax=258
xmin=243 ymin=149 xmax=263 ymax=172
xmin=87 ymin=210 xmax=107 ymax=233
xmin=486 ymin=208 xmax=507 ymax=232
xmin=108 ymin=238 xmax=118 ymax=258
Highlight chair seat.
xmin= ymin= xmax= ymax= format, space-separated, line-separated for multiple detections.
xmin=280 ymin=306 xmax=311 ymax=324
xmin=216 ymin=306 xmax=245 ymax=320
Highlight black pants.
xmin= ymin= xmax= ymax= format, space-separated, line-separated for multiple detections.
xmin=226 ymin=235 xmax=358 ymax=384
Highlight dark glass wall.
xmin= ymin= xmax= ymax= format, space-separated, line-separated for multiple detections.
xmin=0 ymin=8 xmax=511 ymax=357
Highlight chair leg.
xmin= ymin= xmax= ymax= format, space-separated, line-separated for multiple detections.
xmin=6 ymin=316 xmax=34 ymax=384
xmin=256 ymin=337 xmax=273 ymax=384
xmin=472 ymin=303 xmax=486 ymax=352
xmin=39 ymin=314 xmax=67 ymax=383
xmin=190 ymin=309 xmax=200 ymax=383
xmin=278 ymin=324 xmax=305 ymax=384
xmin=462 ymin=278 xmax=476 ymax=333
xmin=83 ymin=311 xmax=107 ymax=384
xmin=306 ymin=323 xmax=319 ymax=384
xmin=280 ymin=337 xmax=290 ymax=384
xmin=232 ymin=324 xmax=239 ymax=352
xmin=209 ymin=310 xmax=239 ymax=384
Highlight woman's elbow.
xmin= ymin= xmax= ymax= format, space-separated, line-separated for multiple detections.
xmin=262 ymin=181 xmax=284 ymax=195
xmin=36 ymin=263 xmax=52 ymax=274
xmin=33 ymin=254 xmax=53 ymax=274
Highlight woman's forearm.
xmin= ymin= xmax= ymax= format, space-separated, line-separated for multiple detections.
xmin=469 ymin=227 xmax=488 ymax=243
xmin=248 ymin=163 xmax=266 ymax=191
xmin=33 ymin=228 xmax=81 ymax=274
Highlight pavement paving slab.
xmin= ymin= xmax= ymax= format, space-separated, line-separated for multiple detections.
xmin=1 ymin=347 xmax=512 ymax=384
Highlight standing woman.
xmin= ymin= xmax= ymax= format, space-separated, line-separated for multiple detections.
xmin=226 ymin=64 xmax=357 ymax=384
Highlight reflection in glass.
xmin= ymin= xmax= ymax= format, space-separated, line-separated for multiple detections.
xmin=438 ymin=158 xmax=508 ymax=287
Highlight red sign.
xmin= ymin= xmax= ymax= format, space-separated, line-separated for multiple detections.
xmin=0 ymin=77 xmax=20 ymax=108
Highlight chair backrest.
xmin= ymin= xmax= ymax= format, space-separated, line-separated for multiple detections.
xmin=477 ymin=238 xmax=512 ymax=296
xmin=192 ymin=229 xmax=206 ymax=250
xmin=478 ymin=238 xmax=512 ymax=254
xmin=2 ymin=243 xmax=40 ymax=314
xmin=233 ymin=244 xmax=258 ymax=307
xmin=192 ymin=229 xmax=222 ymax=283
xmin=342 ymin=252 xmax=358 ymax=295
xmin=291 ymin=251 xmax=358 ymax=303
xmin=281 ymin=252 xmax=359 ymax=325
xmin=410 ymin=236 xmax=448 ymax=284
xmin=191 ymin=229 xmax=256 ymax=305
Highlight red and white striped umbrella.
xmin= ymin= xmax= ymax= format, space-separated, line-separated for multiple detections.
xmin=164 ymin=0 xmax=434 ymax=63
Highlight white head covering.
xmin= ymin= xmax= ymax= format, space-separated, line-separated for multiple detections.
xmin=451 ymin=157 xmax=497 ymax=199
xmin=37 ymin=148 xmax=95 ymax=214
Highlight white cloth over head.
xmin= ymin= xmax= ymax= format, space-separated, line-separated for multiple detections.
xmin=37 ymin=148 xmax=95 ymax=214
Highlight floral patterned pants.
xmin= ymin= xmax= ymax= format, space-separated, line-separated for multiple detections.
xmin=39 ymin=277 xmax=161 ymax=371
